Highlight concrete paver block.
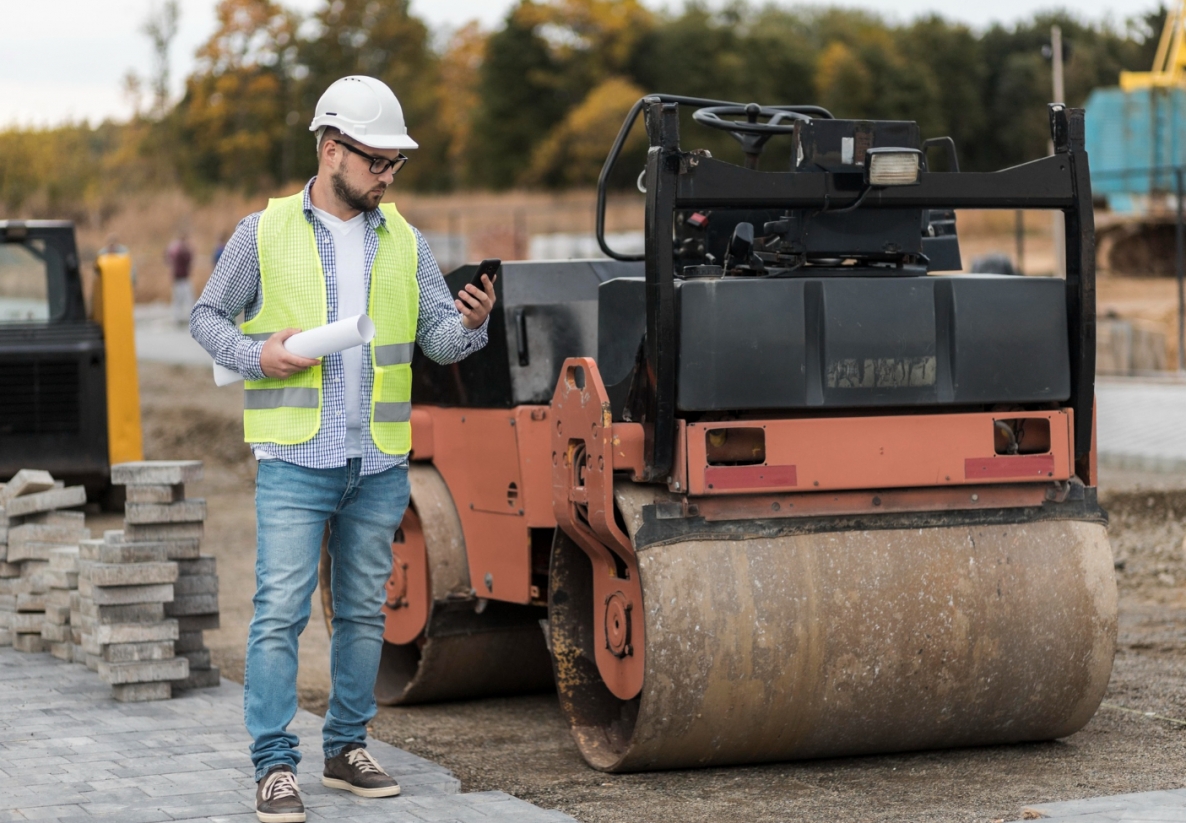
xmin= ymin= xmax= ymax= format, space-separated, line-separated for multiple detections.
xmin=111 ymin=461 xmax=203 ymax=486
xmin=125 ymin=484 xmax=184 ymax=504
xmin=9 ymin=523 xmax=90 ymax=549
xmin=82 ymin=561 xmax=179 ymax=588
xmin=5 ymin=486 xmax=87 ymax=518
xmin=79 ymin=601 xmax=167 ymax=624
xmin=90 ymin=620 xmax=179 ymax=646
xmin=43 ymin=570 xmax=78 ymax=590
xmin=78 ymin=580 xmax=174 ymax=606
xmin=165 ymin=594 xmax=219 ymax=616
xmin=81 ymin=539 xmax=167 ymax=564
xmin=44 ymin=604 xmax=71 ymax=624
xmin=178 ymin=648 xmax=210 ymax=669
xmin=41 ymin=623 xmax=71 ymax=642
xmin=173 ymin=574 xmax=218 ymax=597
xmin=125 ymin=500 xmax=207 ymax=525
xmin=177 ymin=613 xmax=220 ymax=632
xmin=13 ymin=633 xmax=45 ymax=652
xmin=175 ymin=630 xmax=205 ymax=652
xmin=123 ymin=522 xmax=204 ymax=542
xmin=112 ymin=681 xmax=173 ymax=703
xmin=177 ymin=556 xmax=217 ymax=576
xmin=102 ymin=640 xmax=176 ymax=663
xmin=7 ymin=541 xmax=78 ymax=564
xmin=12 ymin=613 xmax=44 ymax=633
xmin=24 ymin=510 xmax=86 ymax=527
xmin=15 ymin=593 xmax=45 ymax=612
xmin=98 ymin=657 xmax=189 ymax=685
xmin=48 ymin=547 xmax=80 ymax=572
xmin=1 ymin=469 xmax=57 ymax=502
xmin=171 ymin=666 xmax=221 ymax=691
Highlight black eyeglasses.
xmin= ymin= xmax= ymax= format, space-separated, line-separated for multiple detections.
xmin=333 ymin=140 xmax=409 ymax=175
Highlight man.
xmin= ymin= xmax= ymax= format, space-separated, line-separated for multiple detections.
xmin=166 ymin=230 xmax=193 ymax=324
xmin=191 ymin=75 xmax=496 ymax=823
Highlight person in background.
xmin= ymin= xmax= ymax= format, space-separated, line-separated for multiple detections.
xmin=166 ymin=231 xmax=194 ymax=324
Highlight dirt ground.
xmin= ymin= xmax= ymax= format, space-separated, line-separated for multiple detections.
xmin=124 ymin=361 xmax=1186 ymax=823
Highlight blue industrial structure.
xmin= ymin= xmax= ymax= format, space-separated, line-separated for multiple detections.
xmin=1084 ymin=86 xmax=1186 ymax=214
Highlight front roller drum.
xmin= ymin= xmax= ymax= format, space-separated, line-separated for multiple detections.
xmin=549 ymin=485 xmax=1117 ymax=772
xmin=320 ymin=464 xmax=553 ymax=705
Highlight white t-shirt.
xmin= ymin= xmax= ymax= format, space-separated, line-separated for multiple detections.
xmin=254 ymin=206 xmax=368 ymax=462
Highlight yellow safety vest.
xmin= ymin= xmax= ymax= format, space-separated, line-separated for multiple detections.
xmin=241 ymin=192 xmax=419 ymax=454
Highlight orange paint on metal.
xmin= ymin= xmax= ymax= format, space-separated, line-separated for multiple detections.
xmin=551 ymin=357 xmax=645 ymax=701
xmin=410 ymin=408 xmax=434 ymax=460
xmin=704 ymin=464 xmax=798 ymax=491
xmin=514 ymin=406 xmax=556 ymax=529
xmin=415 ymin=407 xmax=533 ymax=604
xmin=610 ymin=423 xmax=646 ymax=479
xmin=685 ymin=410 xmax=1074 ymax=496
xmin=692 ymin=482 xmax=1052 ymax=522
xmin=382 ymin=507 xmax=430 ymax=645
xmin=964 ymin=454 xmax=1056 ymax=479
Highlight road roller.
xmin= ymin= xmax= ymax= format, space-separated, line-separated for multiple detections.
xmin=321 ymin=95 xmax=1116 ymax=772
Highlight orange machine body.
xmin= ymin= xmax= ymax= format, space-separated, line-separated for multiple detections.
xmin=385 ymin=370 xmax=1090 ymax=645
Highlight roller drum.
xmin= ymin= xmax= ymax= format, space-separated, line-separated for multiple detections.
xmin=550 ymin=482 xmax=1117 ymax=772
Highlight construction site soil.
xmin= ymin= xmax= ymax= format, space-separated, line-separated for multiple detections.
xmin=113 ymin=361 xmax=1186 ymax=823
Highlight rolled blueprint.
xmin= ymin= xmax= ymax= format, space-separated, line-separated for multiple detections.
xmin=212 ymin=314 xmax=376 ymax=386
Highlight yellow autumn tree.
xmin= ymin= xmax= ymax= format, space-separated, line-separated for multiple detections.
xmin=523 ymin=76 xmax=646 ymax=187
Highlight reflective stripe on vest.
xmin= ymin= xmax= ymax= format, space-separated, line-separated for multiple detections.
xmin=240 ymin=194 xmax=419 ymax=453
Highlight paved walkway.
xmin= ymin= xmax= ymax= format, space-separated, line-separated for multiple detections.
xmin=1098 ymin=379 xmax=1186 ymax=473
xmin=0 ymin=648 xmax=575 ymax=822
xmin=1019 ymin=789 xmax=1186 ymax=821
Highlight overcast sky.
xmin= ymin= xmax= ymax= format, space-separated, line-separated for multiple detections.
xmin=0 ymin=0 xmax=1158 ymax=127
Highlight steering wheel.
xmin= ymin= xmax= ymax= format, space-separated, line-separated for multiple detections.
xmin=692 ymin=104 xmax=810 ymax=169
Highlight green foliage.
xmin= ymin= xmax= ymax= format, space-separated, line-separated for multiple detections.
xmin=0 ymin=0 xmax=1169 ymax=210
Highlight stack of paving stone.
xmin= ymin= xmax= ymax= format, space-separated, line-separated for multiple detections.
xmin=112 ymin=460 xmax=220 ymax=692
xmin=0 ymin=470 xmax=89 ymax=653
xmin=42 ymin=546 xmax=81 ymax=660
xmin=76 ymin=532 xmax=187 ymax=701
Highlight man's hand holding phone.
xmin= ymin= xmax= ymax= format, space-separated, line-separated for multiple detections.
xmin=458 ymin=258 xmax=499 ymax=330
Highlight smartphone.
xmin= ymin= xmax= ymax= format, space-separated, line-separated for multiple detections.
xmin=470 ymin=258 xmax=501 ymax=290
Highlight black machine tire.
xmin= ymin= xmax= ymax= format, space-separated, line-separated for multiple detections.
xmin=319 ymin=464 xmax=554 ymax=705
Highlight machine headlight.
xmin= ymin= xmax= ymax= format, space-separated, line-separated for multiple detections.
xmin=865 ymin=148 xmax=923 ymax=187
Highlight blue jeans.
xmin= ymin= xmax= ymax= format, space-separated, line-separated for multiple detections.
xmin=245 ymin=458 xmax=409 ymax=780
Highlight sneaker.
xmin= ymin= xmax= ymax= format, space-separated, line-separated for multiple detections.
xmin=255 ymin=765 xmax=305 ymax=823
xmin=322 ymin=743 xmax=401 ymax=798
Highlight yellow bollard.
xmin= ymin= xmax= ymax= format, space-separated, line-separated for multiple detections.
xmin=94 ymin=253 xmax=143 ymax=465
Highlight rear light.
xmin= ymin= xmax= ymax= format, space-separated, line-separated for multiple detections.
xmin=865 ymin=148 xmax=923 ymax=187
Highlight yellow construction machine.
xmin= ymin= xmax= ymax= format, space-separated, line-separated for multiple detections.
xmin=0 ymin=220 xmax=142 ymax=498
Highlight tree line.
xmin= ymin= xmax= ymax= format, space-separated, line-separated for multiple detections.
xmin=0 ymin=0 xmax=1165 ymax=219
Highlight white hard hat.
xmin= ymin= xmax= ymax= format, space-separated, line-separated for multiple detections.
xmin=309 ymin=76 xmax=418 ymax=151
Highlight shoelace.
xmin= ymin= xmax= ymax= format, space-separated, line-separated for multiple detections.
xmin=262 ymin=770 xmax=300 ymax=801
xmin=344 ymin=747 xmax=385 ymax=776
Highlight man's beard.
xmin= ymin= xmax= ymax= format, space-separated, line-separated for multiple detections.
xmin=331 ymin=167 xmax=385 ymax=212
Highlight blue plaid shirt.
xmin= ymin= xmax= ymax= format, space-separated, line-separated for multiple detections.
xmin=190 ymin=178 xmax=488 ymax=475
